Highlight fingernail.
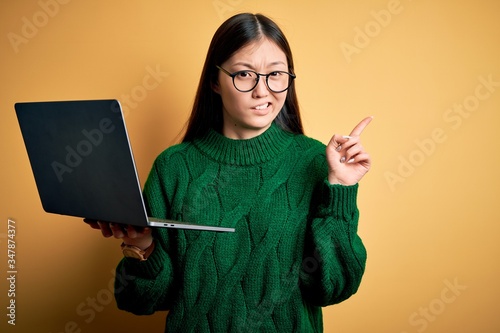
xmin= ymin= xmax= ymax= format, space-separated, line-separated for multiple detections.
xmin=347 ymin=158 xmax=355 ymax=163
xmin=335 ymin=145 xmax=342 ymax=152
xmin=342 ymin=135 xmax=352 ymax=139
xmin=340 ymin=156 xmax=346 ymax=163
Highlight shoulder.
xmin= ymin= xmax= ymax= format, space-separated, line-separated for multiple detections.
xmin=291 ymin=133 xmax=326 ymax=155
xmin=153 ymin=141 xmax=194 ymax=166
xmin=288 ymin=133 xmax=328 ymax=174
xmin=157 ymin=140 xmax=194 ymax=156
xmin=145 ymin=141 xmax=197 ymax=191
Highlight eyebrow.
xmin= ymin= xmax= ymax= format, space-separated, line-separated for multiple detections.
xmin=231 ymin=61 xmax=287 ymax=70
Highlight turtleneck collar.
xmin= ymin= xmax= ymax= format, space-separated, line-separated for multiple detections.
xmin=193 ymin=123 xmax=295 ymax=166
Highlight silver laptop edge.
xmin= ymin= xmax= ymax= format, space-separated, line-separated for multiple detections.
xmin=149 ymin=219 xmax=235 ymax=233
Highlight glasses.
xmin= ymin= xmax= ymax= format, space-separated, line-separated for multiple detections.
xmin=216 ymin=66 xmax=296 ymax=93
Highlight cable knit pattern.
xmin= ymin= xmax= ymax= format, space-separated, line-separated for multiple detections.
xmin=114 ymin=123 xmax=366 ymax=333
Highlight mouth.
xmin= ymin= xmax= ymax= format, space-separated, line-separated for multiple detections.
xmin=253 ymin=103 xmax=270 ymax=110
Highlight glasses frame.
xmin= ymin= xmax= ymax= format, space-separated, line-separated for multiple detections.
xmin=216 ymin=65 xmax=296 ymax=93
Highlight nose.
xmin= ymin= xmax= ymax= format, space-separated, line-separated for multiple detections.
xmin=252 ymin=75 xmax=269 ymax=98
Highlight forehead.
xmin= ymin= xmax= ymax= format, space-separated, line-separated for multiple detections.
xmin=227 ymin=37 xmax=287 ymax=66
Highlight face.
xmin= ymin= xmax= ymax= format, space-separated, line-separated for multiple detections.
xmin=214 ymin=37 xmax=289 ymax=139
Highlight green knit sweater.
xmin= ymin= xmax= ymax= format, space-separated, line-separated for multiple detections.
xmin=114 ymin=123 xmax=366 ymax=332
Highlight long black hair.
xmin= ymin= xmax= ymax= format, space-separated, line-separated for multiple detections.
xmin=182 ymin=13 xmax=303 ymax=142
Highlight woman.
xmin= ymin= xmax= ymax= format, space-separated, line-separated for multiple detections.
xmin=87 ymin=13 xmax=372 ymax=332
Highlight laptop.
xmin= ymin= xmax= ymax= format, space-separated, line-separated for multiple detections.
xmin=14 ymin=99 xmax=235 ymax=233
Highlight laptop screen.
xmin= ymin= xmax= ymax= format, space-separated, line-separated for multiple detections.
xmin=15 ymin=100 xmax=149 ymax=225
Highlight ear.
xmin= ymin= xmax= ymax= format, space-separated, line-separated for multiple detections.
xmin=211 ymin=81 xmax=221 ymax=94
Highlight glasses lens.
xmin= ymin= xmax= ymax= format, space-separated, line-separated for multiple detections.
xmin=266 ymin=72 xmax=292 ymax=93
xmin=233 ymin=71 xmax=258 ymax=92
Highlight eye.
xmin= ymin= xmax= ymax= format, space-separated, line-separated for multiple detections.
xmin=235 ymin=71 xmax=255 ymax=79
xmin=268 ymin=71 xmax=281 ymax=77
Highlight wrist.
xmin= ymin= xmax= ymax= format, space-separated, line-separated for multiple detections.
xmin=328 ymin=174 xmax=357 ymax=186
xmin=328 ymin=174 xmax=344 ymax=186
xmin=121 ymin=240 xmax=155 ymax=261
xmin=122 ymin=237 xmax=154 ymax=251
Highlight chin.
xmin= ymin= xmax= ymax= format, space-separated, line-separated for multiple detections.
xmin=246 ymin=117 xmax=275 ymax=131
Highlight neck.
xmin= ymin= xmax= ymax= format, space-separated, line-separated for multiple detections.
xmin=193 ymin=122 xmax=294 ymax=166
xmin=222 ymin=123 xmax=273 ymax=140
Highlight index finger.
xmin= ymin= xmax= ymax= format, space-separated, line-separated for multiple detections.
xmin=349 ymin=116 xmax=374 ymax=137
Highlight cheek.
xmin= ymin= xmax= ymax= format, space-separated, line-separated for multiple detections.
xmin=274 ymin=93 xmax=287 ymax=109
xmin=221 ymin=90 xmax=238 ymax=108
xmin=221 ymin=89 xmax=247 ymax=111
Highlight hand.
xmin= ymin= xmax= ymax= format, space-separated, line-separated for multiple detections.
xmin=83 ymin=219 xmax=153 ymax=250
xmin=326 ymin=116 xmax=373 ymax=186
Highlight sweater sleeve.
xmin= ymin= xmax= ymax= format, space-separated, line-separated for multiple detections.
xmin=300 ymin=177 xmax=367 ymax=307
xmin=114 ymin=157 xmax=176 ymax=315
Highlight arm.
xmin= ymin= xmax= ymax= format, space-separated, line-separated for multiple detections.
xmin=300 ymin=117 xmax=372 ymax=306
xmin=114 ymin=231 xmax=175 ymax=315
xmin=113 ymin=158 xmax=177 ymax=315
xmin=300 ymin=181 xmax=366 ymax=306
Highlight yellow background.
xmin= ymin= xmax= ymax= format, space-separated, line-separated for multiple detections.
xmin=1 ymin=0 xmax=500 ymax=332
